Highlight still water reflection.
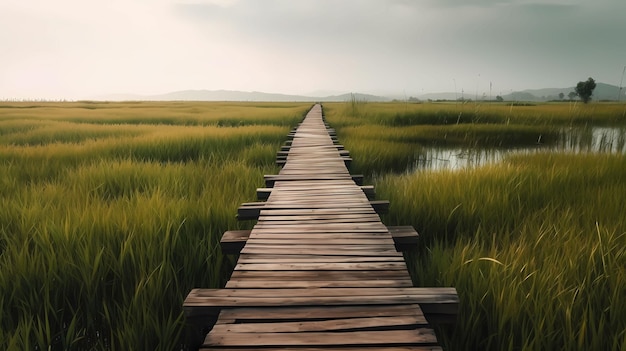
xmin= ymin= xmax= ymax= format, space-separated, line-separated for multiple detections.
xmin=413 ymin=127 xmax=626 ymax=171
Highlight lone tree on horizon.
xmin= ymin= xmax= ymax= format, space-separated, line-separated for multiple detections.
xmin=575 ymin=77 xmax=596 ymax=103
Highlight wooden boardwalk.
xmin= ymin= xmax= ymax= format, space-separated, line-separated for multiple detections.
xmin=184 ymin=104 xmax=458 ymax=350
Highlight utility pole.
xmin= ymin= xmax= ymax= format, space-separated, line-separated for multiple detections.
xmin=619 ymin=66 xmax=626 ymax=102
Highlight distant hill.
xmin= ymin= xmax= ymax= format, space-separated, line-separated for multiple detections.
xmin=92 ymin=83 xmax=624 ymax=103
xmin=412 ymin=82 xmax=624 ymax=102
xmin=503 ymin=83 xmax=623 ymax=101
xmin=93 ymin=90 xmax=390 ymax=102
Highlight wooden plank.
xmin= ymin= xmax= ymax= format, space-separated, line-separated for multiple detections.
xmin=234 ymin=262 xmax=408 ymax=271
xmin=202 ymin=329 xmax=438 ymax=347
xmin=245 ymin=239 xmax=396 ymax=246
xmin=240 ymin=243 xmax=397 ymax=249
xmin=239 ymin=247 xmax=401 ymax=256
xmin=248 ymin=233 xmax=393 ymax=240
xmin=188 ymin=288 xmax=458 ymax=298
xmin=265 ymin=175 xmax=364 ymax=187
xmin=220 ymin=227 xmax=418 ymax=254
xmin=184 ymin=288 xmax=459 ymax=317
xmin=249 ymin=229 xmax=391 ymax=235
xmin=258 ymin=185 xmax=375 ymax=200
xmin=252 ymin=222 xmax=387 ymax=229
xmin=216 ymin=304 xmax=427 ymax=321
xmin=202 ymin=328 xmax=437 ymax=347
xmin=236 ymin=254 xmax=405 ymax=263
xmin=257 ymin=209 xmax=377 ymax=216
xmin=258 ymin=214 xmax=381 ymax=221
xmin=272 ymin=181 xmax=363 ymax=188
xmin=242 ymin=200 xmax=374 ymax=207
xmin=210 ymin=315 xmax=428 ymax=333
xmin=220 ymin=230 xmax=251 ymax=254
xmin=200 ymin=347 xmax=443 ymax=351
xmin=225 ymin=279 xmax=414 ymax=288
xmin=229 ymin=270 xmax=412 ymax=281
xmin=388 ymin=225 xmax=420 ymax=251
xmin=239 ymin=208 xmax=383 ymax=221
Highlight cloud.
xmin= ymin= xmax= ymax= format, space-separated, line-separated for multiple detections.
xmin=1 ymin=0 xmax=624 ymax=98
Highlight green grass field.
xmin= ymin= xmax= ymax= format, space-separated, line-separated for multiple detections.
xmin=1 ymin=100 xmax=625 ymax=350
xmin=324 ymin=101 xmax=626 ymax=351
xmin=0 ymin=101 xmax=311 ymax=350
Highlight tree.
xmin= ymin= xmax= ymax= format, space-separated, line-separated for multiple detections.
xmin=568 ymin=91 xmax=577 ymax=101
xmin=575 ymin=77 xmax=596 ymax=103
xmin=559 ymin=92 xmax=564 ymax=100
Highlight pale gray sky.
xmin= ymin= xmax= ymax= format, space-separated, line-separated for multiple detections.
xmin=1 ymin=0 xmax=625 ymax=99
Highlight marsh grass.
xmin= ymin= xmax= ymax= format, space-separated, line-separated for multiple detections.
xmin=326 ymin=101 xmax=626 ymax=128
xmin=324 ymin=101 xmax=626 ymax=177
xmin=0 ymin=101 xmax=309 ymax=350
xmin=378 ymin=153 xmax=626 ymax=350
xmin=3 ymin=100 xmax=625 ymax=350
xmin=0 ymin=101 xmax=306 ymax=127
xmin=324 ymin=100 xmax=626 ymax=350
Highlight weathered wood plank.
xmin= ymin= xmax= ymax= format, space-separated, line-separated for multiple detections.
xmin=210 ymin=315 xmax=428 ymax=333
xmin=257 ymin=185 xmax=375 ymax=200
xmin=224 ymin=279 xmax=414 ymax=288
xmin=234 ymin=262 xmax=407 ymax=271
xmin=188 ymin=287 xmax=458 ymax=298
xmin=265 ymin=175 xmax=364 ymax=187
xmin=239 ymin=247 xmax=401 ymax=256
xmin=388 ymin=225 xmax=420 ymax=251
xmin=216 ymin=304 xmax=427 ymax=321
xmin=200 ymin=347 xmax=443 ymax=351
xmin=246 ymin=239 xmax=396 ymax=246
xmin=235 ymin=254 xmax=405 ymax=263
xmin=229 ymin=270 xmax=413 ymax=281
xmin=202 ymin=329 xmax=438 ymax=347
xmin=258 ymin=214 xmax=381 ymax=221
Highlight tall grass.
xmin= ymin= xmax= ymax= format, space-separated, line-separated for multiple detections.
xmin=325 ymin=101 xmax=626 ymax=128
xmin=324 ymin=101 xmax=626 ymax=350
xmin=0 ymin=101 xmax=309 ymax=350
xmin=324 ymin=101 xmax=626 ymax=177
xmin=378 ymin=153 xmax=626 ymax=350
xmin=3 ymin=100 xmax=625 ymax=350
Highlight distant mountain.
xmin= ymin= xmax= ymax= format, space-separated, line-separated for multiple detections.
xmin=92 ymin=90 xmax=390 ymax=102
xmin=503 ymin=83 xmax=623 ymax=101
xmin=412 ymin=92 xmax=460 ymax=101
xmin=409 ymin=82 xmax=624 ymax=102
xmin=92 ymin=83 xmax=624 ymax=103
xmin=323 ymin=93 xmax=391 ymax=102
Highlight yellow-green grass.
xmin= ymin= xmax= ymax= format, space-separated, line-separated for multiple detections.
xmin=323 ymin=101 xmax=626 ymax=177
xmin=377 ymin=153 xmax=626 ymax=350
xmin=0 ymin=101 xmax=307 ymax=127
xmin=3 ymin=99 xmax=625 ymax=350
xmin=324 ymin=101 xmax=626 ymax=350
xmin=0 ymin=101 xmax=310 ymax=350
xmin=325 ymin=101 xmax=626 ymax=127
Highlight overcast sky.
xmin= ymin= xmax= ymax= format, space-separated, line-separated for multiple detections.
xmin=1 ymin=0 xmax=625 ymax=99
